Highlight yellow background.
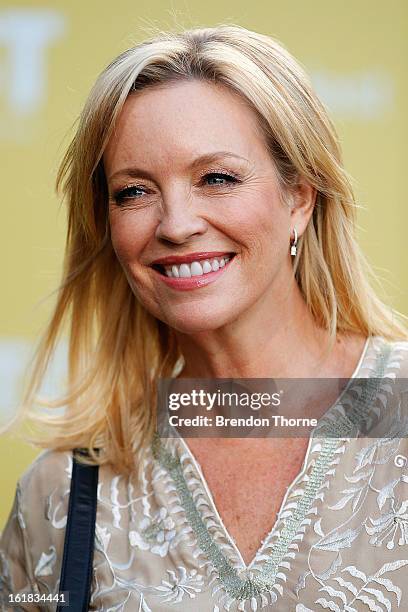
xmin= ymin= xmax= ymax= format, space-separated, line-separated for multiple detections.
xmin=1 ymin=0 xmax=407 ymax=529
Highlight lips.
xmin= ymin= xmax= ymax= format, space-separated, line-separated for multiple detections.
xmin=151 ymin=254 xmax=236 ymax=291
xmin=151 ymin=251 xmax=235 ymax=265
xmin=150 ymin=251 xmax=235 ymax=278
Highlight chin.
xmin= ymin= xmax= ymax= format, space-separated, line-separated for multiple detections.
xmin=160 ymin=305 xmax=237 ymax=334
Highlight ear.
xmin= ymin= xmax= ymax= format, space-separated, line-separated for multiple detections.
xmin=288 ymin=177 xmax=317 ymax=236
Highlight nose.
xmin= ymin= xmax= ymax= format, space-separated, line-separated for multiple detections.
xmin=155 ymin=196 xmax=208 ymax=245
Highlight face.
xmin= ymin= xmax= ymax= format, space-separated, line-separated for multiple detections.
xmin=104 ymin=80 xmax=313 ymax=333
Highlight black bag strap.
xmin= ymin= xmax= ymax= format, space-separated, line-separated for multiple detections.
xmin=56 ymin=448 xmax=99 ymax=612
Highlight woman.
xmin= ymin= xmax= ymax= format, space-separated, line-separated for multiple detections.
xmin=1 ymin=23 xmax=408 ymax=611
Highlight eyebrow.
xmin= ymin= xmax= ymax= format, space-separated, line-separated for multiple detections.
xmin=107 ymin=151 xmax=250 ymax=182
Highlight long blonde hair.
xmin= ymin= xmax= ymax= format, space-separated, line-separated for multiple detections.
xmin=5 ymin=24 xmax=408 ymax=474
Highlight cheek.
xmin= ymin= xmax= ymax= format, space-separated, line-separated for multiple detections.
xmin=224 ymin=195 xmax=288 ymax=257
xmin=109 ymin=211 xmax=152 ymax=263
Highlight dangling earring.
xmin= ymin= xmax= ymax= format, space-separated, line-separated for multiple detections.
xmin=290 ymin=227 xmax=298 ymax=256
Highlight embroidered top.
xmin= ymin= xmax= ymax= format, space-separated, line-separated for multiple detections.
xmin=1 ymin=335 xmax=408 ymax=611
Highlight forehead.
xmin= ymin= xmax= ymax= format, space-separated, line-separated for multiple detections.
xmin=103 ymin=79 xmax=269 ymax=173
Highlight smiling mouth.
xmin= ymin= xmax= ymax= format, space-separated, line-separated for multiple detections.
xmin=151 ymin=253 xmax=236 ymax=278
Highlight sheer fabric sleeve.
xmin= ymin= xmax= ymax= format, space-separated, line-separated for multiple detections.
xmin=0 ymin=481 xmax=40 ymax=611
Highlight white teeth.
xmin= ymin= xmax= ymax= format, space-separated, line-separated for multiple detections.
xmin=202 ymin=260 xmax=212 ymax=273
xmin=179 ymin=263 xmax=191 ymax=278
xmin=190 ymin=261 xmax=203 ymax=276
xmin=163 ymin=255 xmax=233 ymax=278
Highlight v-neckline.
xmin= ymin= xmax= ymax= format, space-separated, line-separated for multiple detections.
xmin=177 ymin=431 xmax=317 ymax=570
xmin=164 ymin=335 xmax=372 ymax=567
xmin=152 ymin=335 xmax=389 ymax=604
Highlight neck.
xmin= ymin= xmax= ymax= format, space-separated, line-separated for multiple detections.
xmin=174 ymin=279 xmax=339 ymax=379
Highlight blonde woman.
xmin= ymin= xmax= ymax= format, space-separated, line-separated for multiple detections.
xmin=1 ymin=24 xmax=408 ymax=612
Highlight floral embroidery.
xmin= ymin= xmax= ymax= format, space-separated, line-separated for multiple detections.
xmin=34 ymin=546 xmax=57 ymax=577
xmin=293 ymin=340 xmax=408 ymax=611
xmin=151 ymin=339 xmax=389 ymax=610
xmin=154 ymin=566 xmax=204 ymax=603
xmin=315 ymin=559 xmax=408 ymax=611
xmin=2 ymin=336 xmax=408 ymax=611
xmin=366 ymin=499 xmax=408 ymax=549
xmin=129 ymin=507 xmax=177 ymax=557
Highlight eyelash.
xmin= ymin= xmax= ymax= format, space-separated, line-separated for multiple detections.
xmin=111 ymin=172 xmax=240 ymax=205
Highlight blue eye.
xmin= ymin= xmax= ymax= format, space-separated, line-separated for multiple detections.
xmin=111 ymin=172 xmax=239 ymax=206
xmin=113 ymin=185 xmax=145 ymax=204
xmin=204 ymin=172 xmax=238 ymax=186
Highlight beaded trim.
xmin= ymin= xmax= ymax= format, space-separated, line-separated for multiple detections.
xmin=152 ymin=340 xmax=391 ymax=602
